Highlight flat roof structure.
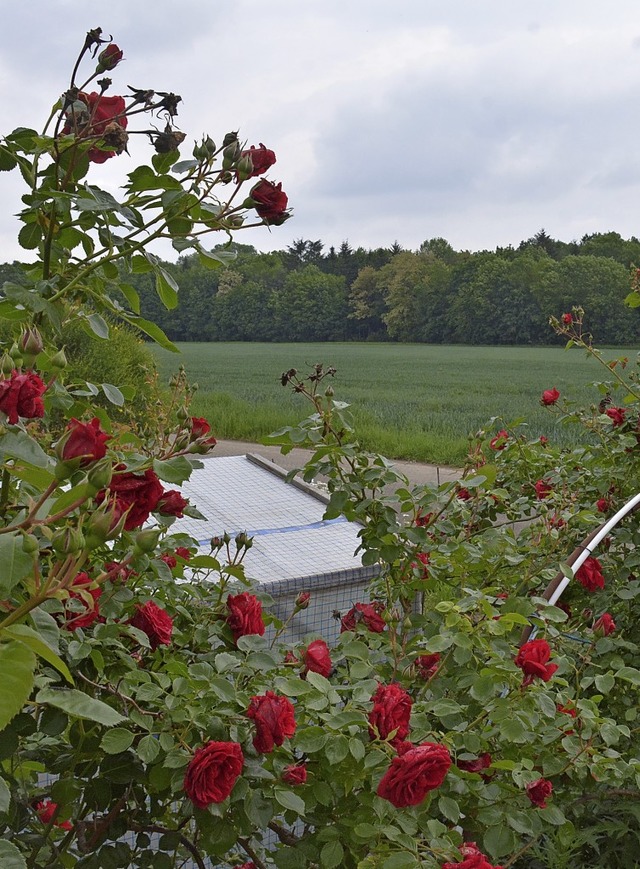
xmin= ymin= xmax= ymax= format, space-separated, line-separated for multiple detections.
xmin=173 ymin=453 xmax=379 ymax=640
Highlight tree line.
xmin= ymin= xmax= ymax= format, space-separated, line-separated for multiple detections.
xmin=2 ymin=229 xmax=640 ymax=344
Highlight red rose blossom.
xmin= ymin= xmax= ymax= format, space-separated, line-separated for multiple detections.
xmin=175 ymin=547 xmax=191 ymax=560
xmin=541 ymin=387 xmax=560 ymax=406
xmin=104 ymin=561 xmax=134 ymax=583
xmin=596 ymin=497 xmax=610 ymax=513
xmin=303 ymin=639 xmax=332 ymax=677
xmin=183 ymin=740 xmax=243 ymax=807
xmin=61 ymin=417 xmax=111 ymax=465
xmin=340 ymin=601 xmax=386 ymax=633
xmin=592 ymin=612 xmax=616 ymax=636
xmin=250 ymin=179 xmax=289 ymax=223
xmin=411 ymin=551 xmax=430 ymax=579
xmin=0 ymin=370 xmax=46 ymax=424
xmin=246 ymin=691 xmax=296 ymax=753
xmin=64 ymin=92 xmax=128 ymax=163
xmin=416 ymin=653 xmax=441 ymax=680
xmin=514 ymin=639 xmax=558 ymax=687
xmin=442 ymin=842 xmax=503 ymax=869
xmin=377 ymin=740 xmax=451 ymax=808
xmin=240 ymin=143 xmax=276 ymax=177
xmin=456 ymin=752 xmax=492 ymax=774
xmin=605 ymin=406 xmax=626 ymax=426
xmin=64 ymin=573 xmax=102 ymax=630
xmin=36 ymin=799 xmax=73 ymax=831
xmin=368 ymin=682 xmax=412 ymax=747
xmin=97 ymin=467 xmax=164 ymax=531
xmin=415 ymin=510 xmax=433 ymax=527
xmin=160 ymin=553 xmax=177 ymax=569
xmin=575 ymin=556 xmax=605 ymax=592
xmin=189 ymin=416 xmax=217 ymax=448
xmin=534 ymin=479 xmax=553 ymax=499
xmin=226 ymin=592 xmax=265 ymax=642
xmin=295 ymin=591 xmax=311 ymax=609
xmin=282 ymin=763 xmax=307 ymax=785
xmin=526 ymin=777 xmax=553 ymax=808
xmin=561 ymin=312 xmax=573 ymax=325
xmin=157 ymin=489 xmax=189 ymax=517
xmin=130 ymin=601 xmax=173 ymax=649
xmin=489 ymin=429 xmax=508 ymax=451
xmin=539 ymin=435 xmax=549 ymax=445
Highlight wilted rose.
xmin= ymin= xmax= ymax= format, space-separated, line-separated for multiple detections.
xmin=416 ymin=653 xmax=440 ymax=680
xmin=526 ymin=777 xmax=553 ymax=808
xmin=489 ymin=429 xmax=508 ymax=451
xmin=340 ymin=601 xmax=386 ymax=633
xmin=282 ymin=763 xmax=307 ymax=785
xmin=605 ymin=406 xmax=626 ymax=426
xmin=534 ymin=479 xmax=553 ymax=499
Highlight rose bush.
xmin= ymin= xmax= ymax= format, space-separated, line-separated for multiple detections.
xmin=0 ymin=25 xmax=639 ymax=869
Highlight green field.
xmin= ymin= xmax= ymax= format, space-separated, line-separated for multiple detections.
xmin=152 ymin=342 xmax=635 ymax=465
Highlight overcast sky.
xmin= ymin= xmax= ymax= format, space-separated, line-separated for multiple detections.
xmin=2 ymin=0 xmax=640 ymax=262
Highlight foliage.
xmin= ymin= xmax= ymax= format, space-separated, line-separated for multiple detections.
xmin=1 ymin=26 xmax=640 ymax=869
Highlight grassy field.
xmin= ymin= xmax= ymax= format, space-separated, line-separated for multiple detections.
xmin=152 ymin=342 xmax=635 ymax=465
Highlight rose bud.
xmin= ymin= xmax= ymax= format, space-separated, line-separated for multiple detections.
xmin=133 ymin=528 xmax=161 ymax=554
xmin=561 ymin=313 xmax=573 ymax=325
xmin=96 ymin=44 xmax=124 ymax=72
xmin=50 ymin=348 xmax=68 ymax=370
xmin=295 ymin=592 xmax=311 ymax=610
xmin=540 ymin=387 xmax=560 ymax=406
xmin=592 ymin=612 xmax=616 ymax=637
xmin=20 ymin=327 xmax=44 ymax=359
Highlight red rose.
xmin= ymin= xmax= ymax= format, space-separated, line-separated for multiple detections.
xmin=183 ymin=740 xmax=244 ymax=807
xmin=514 ymin=639 xmax=558 ymax=687
xmin=190 ymin=416 xmax=217 ymax=447
xmin=226 ymin=592 xmax=265 ymax=642
xmin=576 ymin=556 xmax=605 ymax=592
xmin=97 ymin=43 xmax=124 ymax=72
xmin=0 ymin=370 xmax=46 ymax=424
xmin=240 ymin=143 xmax=276 ymax=177
xmin=442 ymin=842 xmax=503 ymax=869
xmin=98 ymin=467 xmax=164 ymax=530
xmin=605 ymin=406 xmax=626 ymax=426
xmin=489 ymin=429 xmax=508 ymax=451
xmin=282 ymin=763 xmax=307 ymax=785
xmin=246 ymin=691 xmax=296 ymax=753
xmin=64 ymin=92 xmax=128 ymax=163
xmin=64 ymin=573 xmax=102 ymax=630
xmin=104 ymin=561 xmax=135 ymax=583
xmin=175 ymin=547 xmax=191 ymax=560
xmin=539 ymin=435 xmax=549 ymax=445
xmin=250 ymin=179 xmax=289 ymax=224
xmin=411 ymin=551 xmax=430 ymax=579
xmin=340 ymin=601 xmax=386 ymax=633
xmin=157 ymin=489 xmax=189 ymax=517
xmin=160 ymin=553 xmax=177 ymax=569
xmin=303 ymin=639 xmax=332 ymax=677
xmin=526 ymin=777 xmax=553 ymax=808
xmin=36 ymin=799 xmax=73 ymax=831
xmin=593 ymin=612 xmax=616 ymax=636
xmin=457 ymin=487 xmax=472 ymax=501
xmin=238 ymin=864 xmax=256 ymax=869
xmin=456 ymin=752 xmax=492 ymax=774
xmin=416 ymin=653 xmax=441 ymax=680
xmin=557 ymin=702 xmax=577 ymax=719
xmin=596 ymin=498 xmax=610 ymax=513
xmin=130 ymin=601 xmax=173 ymax=649
xmin=534 ymin=479 xmax=553 ymax=499
xmin=541 ymin=387 xmax=560 ymax=406
xmin=377 ymin=741 xmax=451 ymax=808
xmin=415 ymin=511 xmax=433 ymax=527
xmin=61 ymin=417 xmax=111 ymax=465
xmin=295 ymin=591 xmax=311 ymax=609
xmin=368 ymin=683 xmax=412 ymax=747
xmin=561 ymin=312 xmax=573 ymax=325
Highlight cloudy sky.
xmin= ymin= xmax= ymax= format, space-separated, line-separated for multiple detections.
xmin=2 ymin=1 xmax=640 ymax=261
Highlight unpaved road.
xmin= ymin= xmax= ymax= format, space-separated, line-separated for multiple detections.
xmin=209 ymin=439 xmax=460 ymax=487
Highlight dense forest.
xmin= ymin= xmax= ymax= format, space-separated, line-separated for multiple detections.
xmin=2 ymin=229 xmax=640 ymax=344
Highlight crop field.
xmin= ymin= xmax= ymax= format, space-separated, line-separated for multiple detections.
xmin=152 ymin=342 xmax=635 ymax=465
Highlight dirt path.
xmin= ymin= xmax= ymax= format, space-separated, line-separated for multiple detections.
xmin=210 ymin=439 xmax=461 ymax=487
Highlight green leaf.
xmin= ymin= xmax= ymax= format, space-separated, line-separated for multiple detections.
xmin=0 ymin=776 xmax=10 ymax=813
xmin=49 ymin=482 xmax=94 ymax=517
xmin=152 ymin=151 xmax=180 ymax=173
xmin=0 ymin=430 xmax=51 ymax=468
xmin=483 ymin=824 xmax=517 ymax=859
xmin=118 ymin=282 xmax=141 ymax=313
xmin=124 ymin=315 xmax=178 ymax=352
xmin=198 ymin=246 xmax=237 ymax=268
xmin=274 ymin=788 xmax=305 ymax=815
xmin=101 ymin=728 xmax=135 ymax=754
xmin=102 ymin=383 xmax=125 ymax=407
xmin=0 ymin=840 xmax=27 ymax=869
xmin=29 ymin=607 xmax=60 ymax=654
xmin=0 ymin=147 xmax=18 ymax=172
xmin=438 ymin=795 xmax=461 ymax=822
xmin=0 ymin=641 xmax=36 ymax=730
xmin=87 ymin=313 xmax=109 ymax=339
xmin=1 ymin=625 xmax=72 ymax=683
xmin=152 ymin=456 xmax=194 ymax=485
xmin=36 ymin=687 xmax=125 ymax=726
xmin=382 ymin=854 xmax=419 ymax=869
xmin=137 ymin=734 xmax=161 ymax=763
xmin=320 ymin=840 xmax=344 ymax=869
xmin=595 ymin=673 xmax=615 ymax=694
xmin=131 ymin=254 xmax=154 ymax=274
xmin=616 ymin=667 xmax=640 ymax=686
xmin=18 ymin=223 xmax=42 ymax=250
xmin=154 ymin=267 xmax=179 ymax=310
xmin=0 ymin=532 xmax=34 ymax=596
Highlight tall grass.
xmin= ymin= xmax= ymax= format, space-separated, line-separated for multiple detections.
xmin=152 ymin=342 xmax=636 ymax=465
